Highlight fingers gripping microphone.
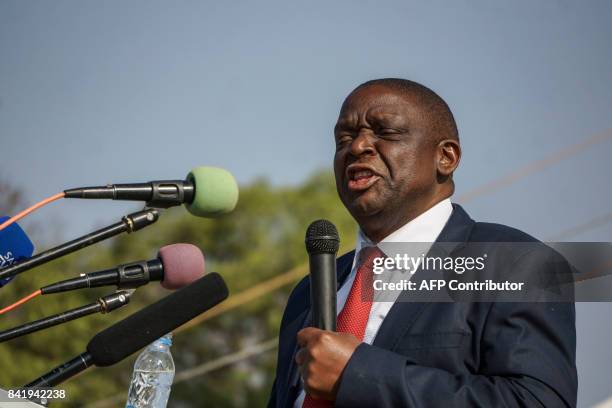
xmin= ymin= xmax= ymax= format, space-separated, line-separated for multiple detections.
xmin=40 ymin=243 xmax=205 ymax=295
xmin=24 ymin=273 xmax=229 ymax=389
xmin=305 ymin=220 xmax=339 ymax=331
xmin=63 ymin=166 xmax=239 ymax=217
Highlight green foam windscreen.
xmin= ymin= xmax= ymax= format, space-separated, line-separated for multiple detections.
xmin=185 ymin=166 xmax=239 ymax=217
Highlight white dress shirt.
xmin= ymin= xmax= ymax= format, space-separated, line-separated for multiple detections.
xmin=294 ymin=198 xmax=453 ymax=407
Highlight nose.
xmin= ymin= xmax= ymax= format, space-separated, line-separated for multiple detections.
xmin=350 ymin=129 xmax=376 ymax=157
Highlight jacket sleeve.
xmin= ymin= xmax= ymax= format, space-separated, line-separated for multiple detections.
xmin=335 ymin=252 xmax=577 ymax=408
xmin=267 ymin=275 xmax=311 ymax=408
xmin=267 ymin=376 xmax=277 ymax=408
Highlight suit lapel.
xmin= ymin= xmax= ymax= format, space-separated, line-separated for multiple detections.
xmin=282 ymin=307 xmax=310 ymax=403
xmin=336 ymin=250 xmax=356 ymax=287
xmin=373 ymin=204 xmax=476 ymax=350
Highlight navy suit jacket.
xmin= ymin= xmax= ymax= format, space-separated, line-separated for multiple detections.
xmin=268 ymin=204 xmax=577 ymax=407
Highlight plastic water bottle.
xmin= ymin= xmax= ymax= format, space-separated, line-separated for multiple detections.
xmin=125 ymin=333 xmax=175 ymax=408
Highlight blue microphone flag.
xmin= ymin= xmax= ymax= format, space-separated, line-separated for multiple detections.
xmin=0 ymin=216 xmax=34 ymax=287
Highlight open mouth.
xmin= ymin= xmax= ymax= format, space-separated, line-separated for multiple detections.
xmin=347 ymin=168 xmax=381 ymax=191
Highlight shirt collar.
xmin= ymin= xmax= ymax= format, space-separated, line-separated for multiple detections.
xmin=355 ymin=198 xmax=454 ymax=255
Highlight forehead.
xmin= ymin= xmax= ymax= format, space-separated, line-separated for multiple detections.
xmin=337 ymin=85 xmax=419 ymax=123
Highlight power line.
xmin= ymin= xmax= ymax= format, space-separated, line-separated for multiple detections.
xmin=545 ymin=211 xmax=612 ymax=241
xmin=174 ymin=338 xmax=278 ymax=383
xmin=456 ymin=128 xmax=612 ymax=203
xmin=176 ymin=264 xmax=307 ymax=333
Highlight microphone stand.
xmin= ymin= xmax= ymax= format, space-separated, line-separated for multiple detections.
xmin=0 ymin=291 xmax=131 ymax=343
xmin=24 ymin=352 xmax=94 ymax=389
xmin=0 ymin=209 xmax=159 ymax=281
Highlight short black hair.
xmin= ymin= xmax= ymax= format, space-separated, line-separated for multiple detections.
xmin=354 ymin=78 xmax=459 ymax=142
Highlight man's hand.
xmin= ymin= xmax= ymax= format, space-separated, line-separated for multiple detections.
xmin=295 ymin=327 xmax=361 ymax=401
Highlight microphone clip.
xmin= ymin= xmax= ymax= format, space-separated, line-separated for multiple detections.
xmin=116 ymin=261 xmax=153 ymax=289
xmin=122 ymin=209 xmax=159 ymax=233
xmin=99 ymin=291 xmax=131 ymax=313
xmin=145 ymin=180 xmax=194 ymax=208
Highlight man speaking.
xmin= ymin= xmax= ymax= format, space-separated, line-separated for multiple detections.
xmin=268 ymin=79 xmax=577 ymax=407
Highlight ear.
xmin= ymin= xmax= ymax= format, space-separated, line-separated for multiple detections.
xmin=436 ymin=139 xmax=461 ymax=177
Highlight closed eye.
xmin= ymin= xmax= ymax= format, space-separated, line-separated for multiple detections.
xmin=335 ymin=132 xmax=354 ymax=146
xmin=376 ymin=127 xmax=405 ymax=140
xmin=377 ymin=126 xmax=401 ymax=134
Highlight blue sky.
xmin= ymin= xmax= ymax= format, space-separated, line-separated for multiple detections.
xmin=1 ymin=1 xmax=611 ymax=406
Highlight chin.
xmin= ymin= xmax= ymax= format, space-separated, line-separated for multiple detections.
xmin=347 ymin=196 xmax=384 ymax=219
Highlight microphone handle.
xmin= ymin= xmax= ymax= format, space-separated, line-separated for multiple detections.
xmin=40 ymin=259 xmax=163 ymax=294
xmin=0 ymin=209 xmax=159 ymax=281
xmin=309 ymin=253 xmax=337 ymax=331
xmin=64 ymin=180 xmax=195 ymax=208
xmin=24 ymin=353 xmax=93 ymax=388
xmin=0 ymin=292 xmax=130 ymax=343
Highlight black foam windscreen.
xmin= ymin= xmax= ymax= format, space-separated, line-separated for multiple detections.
xmin=87 ymin=272 xmax=228 ymax=367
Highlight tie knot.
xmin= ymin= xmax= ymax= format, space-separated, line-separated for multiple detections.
xmin=358 ymin=246 xmax=385 ymax=270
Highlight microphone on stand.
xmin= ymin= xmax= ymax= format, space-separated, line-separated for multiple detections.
xmin=63 ymin=166 xmax=239 ymax=217
xmin=40 ymin=243 xmax=205 ymax=295
xmin=0 ymin=291 xmax=132 ymax=343
xmin=0 ymin=209 xmax=159 ymax=282
xmin=0 ymin=167 xmax=239 ymax=234
xmin=23 ymin=272 xmax=229 ymax=389
xmin=305 ymin=220 xmax=340 ymax=331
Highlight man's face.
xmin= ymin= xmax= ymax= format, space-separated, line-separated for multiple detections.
xmin=334 ymin=85 xmax=439 ymax=224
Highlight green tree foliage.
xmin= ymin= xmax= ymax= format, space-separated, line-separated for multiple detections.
xmin=0 ymin=180 xmax=25 ymax=215
xmin=0 ymin=170 xmax=357 ymax=407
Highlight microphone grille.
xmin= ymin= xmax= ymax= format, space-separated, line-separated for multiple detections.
xmin=305 ymin=219 xmax=340 ymax=254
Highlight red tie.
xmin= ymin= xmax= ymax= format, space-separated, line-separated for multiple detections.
xmin=302 ymin=246 xmax=384 ymax=408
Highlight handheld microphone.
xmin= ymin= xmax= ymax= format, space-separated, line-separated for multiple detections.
xmin=40 ymin=243 xmax=205 ymax=295
xmin=24 ymin=273 xmax=229 ymax=388
xmin=305 ymin=220 xmax=339 ymax=331
xmin=0 ymin=209 xmax=158 ymax=281
xmin=63 ymin=166 xmax=239 ymax=217
xmin=0 ymin=217 xmax=34 ymax=287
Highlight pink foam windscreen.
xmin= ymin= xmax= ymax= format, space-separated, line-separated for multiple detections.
xmin=158 ymin=243 xmax=205 ymax=290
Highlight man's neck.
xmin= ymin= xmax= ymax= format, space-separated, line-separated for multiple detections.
xmin=360 ymin=196 xmax=452 ymax=244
